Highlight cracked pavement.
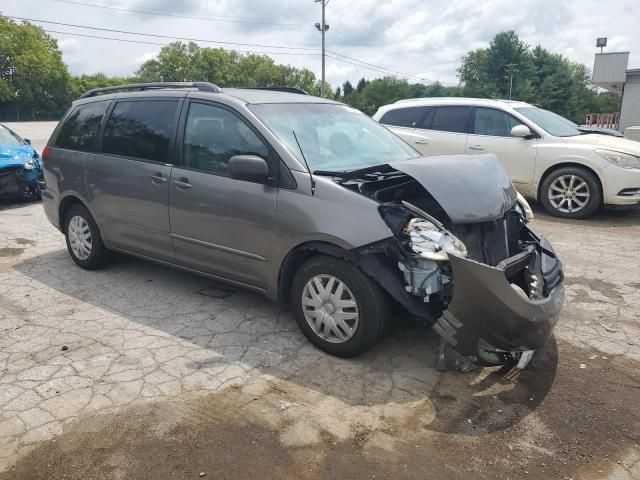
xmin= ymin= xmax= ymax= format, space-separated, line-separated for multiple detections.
xmin=0 ymin=122 xmax=638 ymax=479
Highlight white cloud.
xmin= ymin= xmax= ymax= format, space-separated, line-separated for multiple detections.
xmin=4 ymin=0 xmax=640 ymax=87
xmin=57 ymin=37 xmax=79 ymax=52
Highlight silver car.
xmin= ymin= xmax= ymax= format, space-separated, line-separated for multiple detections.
xmin=41 ymin=82 xmax=564 ymax=370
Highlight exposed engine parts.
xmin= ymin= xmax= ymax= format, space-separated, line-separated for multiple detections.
xmin=324 ymin=161 xmax=564 ymax=371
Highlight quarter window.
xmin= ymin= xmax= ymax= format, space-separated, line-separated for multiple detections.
xmin=429 ymin=106 xmax=470 ymax=133
xmin=379 ymin=107 xmax=429 ymax=128
xmin=102 ymin=100 xmax=178 ymax=162
xmin=473 ymin=107 xmax=524 ymax=137
xmin=182 ymin=103 xmax=268 ymax=175
xmin=56 ymin=101 xmax=110 ymax=151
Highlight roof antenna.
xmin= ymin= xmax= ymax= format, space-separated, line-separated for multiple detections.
xmin=292 ymin=130 xmax=316 ymax=195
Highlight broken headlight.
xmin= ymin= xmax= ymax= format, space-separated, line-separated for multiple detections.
xmin=405 ymin=218 xmax=467 ymax=261
xmin=516 ymin=192 xmax=534 ymax=223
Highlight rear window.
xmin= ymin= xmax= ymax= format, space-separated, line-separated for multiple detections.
xmin=379 ymin=106 xmax=428 ymax=128
xmin=102 ymin=100 xmax=178 ymax=162
xmin=428 ymin=106 xmax=470 ymax=133
xmin=55 ymin=101 xmax=110 ymax=151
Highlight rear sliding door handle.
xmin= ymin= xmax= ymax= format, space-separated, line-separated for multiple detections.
xmin=148 ymin=174 xmax=168 ymax=184
xmin=173 ymin=178 xmax=193 ymax=189
xmin=468 ymin=145 xmax=484 ymax=151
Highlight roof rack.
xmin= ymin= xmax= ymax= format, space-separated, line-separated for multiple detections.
xmin=250 ymin=86 xmax=309 ymax=95
xmin=79 ymin=81 xmax=222 ymax=99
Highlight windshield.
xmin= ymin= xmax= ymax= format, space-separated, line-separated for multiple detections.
xmin=0 ymin=125 xmax=24 ymax=146
xmin=249 ymin=103 xmax=419 ymax=172
xmin=514 ymin=107 xmax=581 ymax=137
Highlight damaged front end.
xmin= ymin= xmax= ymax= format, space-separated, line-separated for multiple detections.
xmin=330 ymin=154 xmax=565 ymax=370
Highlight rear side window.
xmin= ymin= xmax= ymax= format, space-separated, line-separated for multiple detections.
xmin=428 ymin=106 xmax=470 ymax=133
xmin=102 ymin=100 xmax=178 ymax=162
xmin=379 ymin=107 xmax=428 ymax=128
xmin=56 ymin=101 xmax=110 ymax=151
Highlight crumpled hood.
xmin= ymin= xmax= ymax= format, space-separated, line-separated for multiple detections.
xmin=0 ymin=145 xmax=38 ymax=170
xmin=391 ymin=154 xmax=518 ymax=223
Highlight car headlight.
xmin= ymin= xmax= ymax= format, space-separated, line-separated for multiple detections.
xmin=516 ymin=192 xmax=534 ymax=223
xmin=23 ymin=159 xmax=35 ymax=170
xmin=405 ymin=218 xmax=467 ymax=261
xmin=595 ymin=149 xmax=640 ymax=169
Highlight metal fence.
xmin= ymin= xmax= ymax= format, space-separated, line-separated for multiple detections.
xmin=0 ymin=110 xmax=66 ymax=122
xmin=585 ymin=112 xmax=619 ymax=130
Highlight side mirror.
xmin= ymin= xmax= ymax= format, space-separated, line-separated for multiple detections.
xmin=24 ymin=138 xmax=31 ymax=145
xmin=511 ymin=125 xmax=533 ymax=138
xmin=228 ymin=155 xmax=270 ymax=183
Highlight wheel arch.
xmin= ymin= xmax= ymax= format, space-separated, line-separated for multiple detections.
xmin=277 ymin=241 xmax=355 ymax=304
xmin=537 ymin=162 xmax=604 ymax=203
xmin=58 ymin=195 xmax=90 ymax=233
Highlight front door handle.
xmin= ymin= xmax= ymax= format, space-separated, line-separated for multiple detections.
xmin=148 ymin=173 xmax=168 ymax=184
xmin=174 ymin=178 xmax=193 ymax=190
xmin=414 ymin=139 xmax=429 ymax=145
xmin=468 ymin=145 xmax=484 ymax=151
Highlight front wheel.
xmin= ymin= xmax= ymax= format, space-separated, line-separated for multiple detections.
xmin=291 ymin=255 xmax=389 ymax=358
xmin=540 ymin=167 xmax=601 ymax=219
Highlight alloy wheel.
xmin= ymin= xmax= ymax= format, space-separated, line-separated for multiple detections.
xmin=301 ymin=274 xmax=359 ymax=344
xmin=68 ymin=215 xmax=92 ymax=260
xmin=548 ymin=174 xmax=590 ymax=214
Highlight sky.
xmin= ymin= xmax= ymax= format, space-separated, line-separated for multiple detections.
xmin=3 ymin=0 xmax=640 ymax=88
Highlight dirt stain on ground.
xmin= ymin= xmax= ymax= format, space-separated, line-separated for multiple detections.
xmin=13 ymin=238 xmax=36 ymax=246
xmin=564 ymin=275 xmax=625 ymax=301
xmin=0 ymin=248 xmax=24 ymax=258
xmin=1 ymin=340 xmax=638 ymax=480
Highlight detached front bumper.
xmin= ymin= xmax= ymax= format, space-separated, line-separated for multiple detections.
xmin=434 ymin=238 xmax=565 ymax=356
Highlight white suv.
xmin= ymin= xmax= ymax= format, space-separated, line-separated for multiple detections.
xmin=373 ymin=98 xmax=640 ymax=218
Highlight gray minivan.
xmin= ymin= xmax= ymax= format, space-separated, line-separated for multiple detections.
xmin=42 ymin=82 xmax=564 ymax=370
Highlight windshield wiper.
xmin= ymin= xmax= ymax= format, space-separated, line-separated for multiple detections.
xmin=313 ymin=170 xmax=348 ymax=176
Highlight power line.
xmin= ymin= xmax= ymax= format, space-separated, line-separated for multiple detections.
xmin=5 ymin=15 xmax=320 ymax=51
xmin=4 ymin=14 xmax=456 ymax=86
xmin=50 ymin=0 xmax=309 ymax=28
xmin=327 ymin=50 xmax=456 ymax=86
xmin=40 ymin=29 xmax=321 ymax=56
xmin=327 ymin=50 xmax=428 ymax=83
xmin=326 ymin=53 xmax=422 ymax=81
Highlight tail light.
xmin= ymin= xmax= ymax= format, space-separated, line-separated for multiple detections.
xmin=42 ymin=147 xmax=52 ymax=163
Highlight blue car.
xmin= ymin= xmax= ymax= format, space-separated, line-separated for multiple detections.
xmin=0 ymin=124 xmax=44 ymax=200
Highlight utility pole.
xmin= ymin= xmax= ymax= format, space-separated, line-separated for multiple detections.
xmin=504 ymin=63 xmax=518 ymax=100
xmin=315 ymin=0 xmax=329 ymax=97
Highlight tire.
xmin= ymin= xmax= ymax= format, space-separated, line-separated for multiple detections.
xmin=540 ymin=167 xmax=601 ymax=219
xmin=291 ymin=255 xmax=390 ymax=358
xmin=64 ymin=204 xmax=111 ymax=270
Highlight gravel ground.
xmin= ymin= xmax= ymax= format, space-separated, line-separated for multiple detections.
xmin=0 ymin=123 xmax=638 ymax=479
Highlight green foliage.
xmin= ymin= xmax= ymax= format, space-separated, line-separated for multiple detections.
xmin=458 ymin=31 xmax=620 ymax=123
xmin=337 ymin=77 xmax=462 ymax=116
xmin=0 ymin=17 xmax=71 ymax=116
xmin=69 ymin=73 xmax=132 ymax=99
xmin=135 ymin=42 xmax=326 ymax=96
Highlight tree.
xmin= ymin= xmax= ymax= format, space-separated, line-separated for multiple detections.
xmin=0 ymin=18 xmax=71 ymax=119
xmin=69 ymin=73 xmax=131 ymax=99
xmin=136 ymin=42 xmax=326 ymax=96
xmin=458 ymin=31 xmax=620 ymax=123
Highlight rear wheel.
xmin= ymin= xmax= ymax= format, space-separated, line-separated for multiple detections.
xmin=291 ymin=255 xmax=389 ymax=357
xmin=540 ymin=167 xmax=601 ymax=219
xmin=64 ymin=204 xmax=111 ymax=270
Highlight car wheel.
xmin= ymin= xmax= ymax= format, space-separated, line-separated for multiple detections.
xmin=64 ymin=204 xmax=111 ymax=270
xmin=540 ymin=167 xmax=601 ymax=219
xmin=291 ymin=255 xmax=389 ymax=358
